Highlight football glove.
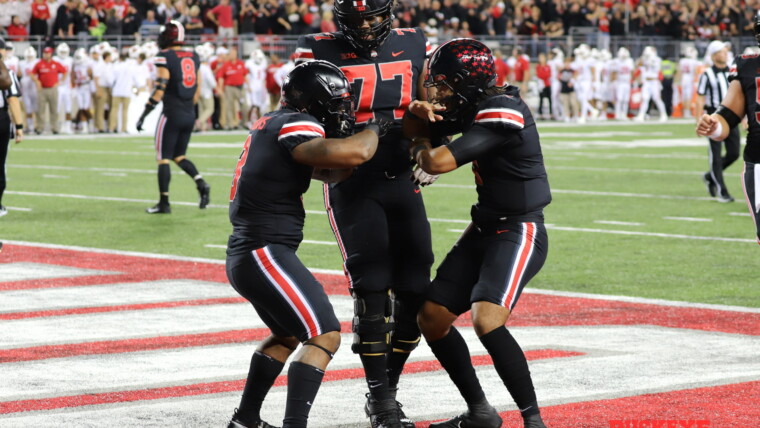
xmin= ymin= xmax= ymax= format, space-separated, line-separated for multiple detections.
xmin=411 ymin=165 xmax=439 ymax=187
xmin=364 ymin=118 xmax=393 ymax=138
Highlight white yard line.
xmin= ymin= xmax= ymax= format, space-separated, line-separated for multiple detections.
xmin=729 ymin=212 xmax=752 ymax=217
xmin=14 ymin=147 xmax=236 ymax=159
xmin=4 ymin=240 xmax=757 ymax=312
xmin=548 ymin=165 xmax=740 ymax=177
xmin=6 ymin=206 xmax=32 ymax=212
xmin=432 ymin=184 xmax=716 ymax=201
xmin=663 ymin=216 xmax=713 ymax=222
xmin=205 ymin=240 xmax=336 ymax=249
xmin=9 ymin=164 xmax=234 ymax=178
xmin=593 ymin=220 xmax=644 ymax=226
xmin=547 ymin=225 xmax=755 ymax=243
xmin=41 ymin=174 xmax=69 ymax=179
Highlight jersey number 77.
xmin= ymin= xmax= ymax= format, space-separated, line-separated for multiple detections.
xmin=341 ymin=60 xmax=413 ymax=123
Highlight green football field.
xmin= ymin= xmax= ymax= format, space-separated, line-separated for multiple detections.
xmin=2 ymin=120 xmax=758 ymax=307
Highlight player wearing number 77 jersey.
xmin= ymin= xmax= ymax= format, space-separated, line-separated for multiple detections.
xmin=136 ymin=20 xmax=211 ymax=214
xmin=295 ymin=1 xmax=434 ymax=426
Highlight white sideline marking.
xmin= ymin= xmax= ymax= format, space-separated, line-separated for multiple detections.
xmin=543 ymin=138 xmax=705 ymax=149
xmin=548 ymin=151 xmax=705 ymax=160
xmin=547 ymin=225 xmax=756 ymax=243
xmin=447 ymin=229 xmax=465 ymax=233
xmin=4 ymin=240 xmax=759 ymax=312
xmin=0 ymin=263 xmax=116 ymax=282
xmin=41 ymin=174 xmax=69 ymax=179
xmin=5 ymin=190 xmax=230 ymax=210
xmin=101 ymin=172 xmax=128 ymax=177
xmin=6 ymin=206 xmax=32 ymax=212
xmin=594 ymin=220 xmax=644 ymax=226
xmin=541 ymin=131 xmax=673 ymax=138
xmin=663 ymin=216 xmax=712 ymax=222
xmin=729 ymin=212 xmax=751 ymax=217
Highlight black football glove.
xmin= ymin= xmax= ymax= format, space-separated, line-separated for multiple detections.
xmin=364 ymin=118 xmax=393 ymax=138
xmin=136 ymin=116 xmax=146 ymax=132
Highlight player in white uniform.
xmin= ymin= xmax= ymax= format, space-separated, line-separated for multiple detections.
xmin=4 ymin=42 xmax=19 ymax=77
xmin=71 ymin=48 xmax=93 ymax=133
xmin=245 ymin=48 xmax=269 ymax=122
xmin=594 ymin=49 xmax=613 ymax=119
xmin=19 ymin=46 xmax=39 ymax=132
xmin=610 ymin=47 xmax=634 ymax=120
xmin=54 ymin=43 xmax=74 ymax=133
xmin=549 ymin=48 xmax=564 ymax=120
xmin=635 ymin=46 xmax=668 ymax=122
xmin=676 ymin=47 xmax=700 ymax=118
xmin=572 ymin=44 xmax=597 ymax=123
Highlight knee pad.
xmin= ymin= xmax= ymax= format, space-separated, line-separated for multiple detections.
xmin=351 ymin=289 xmax=394 ymax=355
xmin=391 ymin=292 xmax=424 ymax=353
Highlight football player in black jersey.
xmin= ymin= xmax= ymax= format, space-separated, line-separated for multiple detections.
xmin=405 ymin=39 xmax=550 ymax=428
xmin=295 ymin=1 xmax=434 ymax=426
xmin=697 ymin=12 xmax=760 ymax=245
xmin=135 ymin=21 xmax=211 ymax=214
xmin=226 ymin=61 xmax=388 ymax=428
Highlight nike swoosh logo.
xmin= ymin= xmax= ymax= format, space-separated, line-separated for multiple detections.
xmin=414 ymin=188 xmax=421 ymax=193
xmin=496 ymin=229 xmax=510 ymax=234
xmin=392 ymin=51 xmax=404 ymax=57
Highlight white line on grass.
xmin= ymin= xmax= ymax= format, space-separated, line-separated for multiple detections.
xmin=663 ymin=216 xmax=713 ymax=222
xmin=6 ymin=206 xmax=32 ymax=212
xmin=42 ymin=174 xmax=69 ymax=179
xmin=433 ymin=184 xmax=715 ymax=201
xmin=204 ymin=240 xmax=336 ymax=249
xmin=548 ymin=165 xmax=740 ymax=177
xmin=101 ymin=173 xmax=128 ymax=177
xmin=546 ymin=151 xmax=705 ymax=160
xmin=9 ymin=164 xmax=234 ymax=178
xmin=547 ymin=225 xmax=755 ymax=243
xmin=594 ymin=220 xmax=644 ymax=226
xmin=447 ymin=229 xmax=465 ymax=233
xmin=6 ymin=239 xmax=759 ymax=313
xmin=14 ymin=147 xmax=236 ymax=159
xmin=5 ymin=192 xmax=751 ymax=243
xmin=729 ymin=212 xmax=751 ymax=217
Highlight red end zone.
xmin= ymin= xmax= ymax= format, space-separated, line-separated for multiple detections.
xmin=1 ymin=243 xmax=758 ymax=426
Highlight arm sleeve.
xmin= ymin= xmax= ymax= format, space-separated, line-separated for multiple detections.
xmin=447 ymin=124 xmax=509 ymax=166
xmin=277 ymin=114 xmax=326 ymax=153
xmin=696 ymin=72 xmax=708 ymax=96
xmin=727 ymin=58 xmax=740 ymax=83
xmin=294 ymin=35 xmax=314 ymax=64
xmin=154 ymin=51 xmax=168 ymax=69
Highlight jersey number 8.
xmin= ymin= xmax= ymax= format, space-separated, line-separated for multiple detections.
xmin=181 ymin=58 xmax=197 ymax=88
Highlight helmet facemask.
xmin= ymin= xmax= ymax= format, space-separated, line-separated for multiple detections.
xmin=335 ymin=2 xmax=393 ymax=52
xmin=424 ymin=73 xmax=468 ymax=120
xmin=321 ymin=95 xmax=356 ymax=138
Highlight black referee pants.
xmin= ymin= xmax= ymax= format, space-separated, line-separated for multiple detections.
xmin=708 ymin=125 xmax=741 ymax=198
xmin=0 ymin=110 xmax=11 ymax=205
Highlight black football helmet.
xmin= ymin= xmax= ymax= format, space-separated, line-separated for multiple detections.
xmin=425 ymin=39 xmax=497 ymax=119
xmin=334 ymin=0 xmax=394 ymax=52
xmin=282 ymin=60 xmax=356 ymax=138
xmin=754 ymin=11 xmax=760 ymax=47
xmin=158 ymin=20 xmax=186 ymax=49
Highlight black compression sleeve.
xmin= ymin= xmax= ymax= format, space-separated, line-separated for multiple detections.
xmin=715 ymin=105 xmax=742 ymax=129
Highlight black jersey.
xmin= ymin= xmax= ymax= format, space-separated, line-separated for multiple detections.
xmin=436 ymin=87 xmax=552 ymax=219
xmin=153 ymin=48 xmax=200 ymax=117
xmin=296 ymin=29 xmax=430 ymax=175
xmin=728 ymin=54 xmax=760 ymax=163
xmin=227 ymin=109 xmax=325 ymax=254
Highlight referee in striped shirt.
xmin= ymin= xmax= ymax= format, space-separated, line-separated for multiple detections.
xmin=696 ymin=40 xmax=739 ymax=202
xmin=0 ymin=37 xmax=25 ymax=217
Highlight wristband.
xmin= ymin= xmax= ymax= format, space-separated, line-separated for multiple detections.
xmin=708 ymin=120 xmax=724 ymax=140
xmin=411 ymin=142 xmax=428 ymax=160
xmin=15 ymin=123 xmax=23 ymax=130
xmin=715 ymin=105 xmax=741 ymax=129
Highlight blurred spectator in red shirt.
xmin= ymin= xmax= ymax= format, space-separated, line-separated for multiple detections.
xmin=31 ymin=47 xmax=66 ymax=134
xmin=208 ymin=0 xmax=235 ymax=40
xmin=510 ymin=46 xmax=531 ymax=93
xmin=535 ymin=52 xmax=552 ymax=119
xmin=320 ymin=10 xmax=336 ymax=33
xmin=493 ymin=49 xmax=510 ymax=86
xmin=30 ymin=0 xmax=50 ymax=36
xmin=265 ymin=53 xmax=283 ymax=111
xmin=216 ymin=46 xmax=248 ymax=130
xmin=7 ymin=15 xmax=29 ymax=39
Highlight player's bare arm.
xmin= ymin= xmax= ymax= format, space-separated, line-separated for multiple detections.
xmin=697 ymin=80 xmax=745 ymax=141
xmin=409 ymin=137 xmax=457 ymax=175
xmin=292 ymin=128 xmax=380 ymax=169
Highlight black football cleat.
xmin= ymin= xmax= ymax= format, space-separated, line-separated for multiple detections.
xmin=198 ymin=183 xmax=211 ymax=209
xmin=702 ymin=173 xmax=717 ymax=197
xmin=145 ymin=203 xmax=171 ymax=214
xmin=429 ymin=405 xmax=502 ymax=428
xmin=395 ymin=400 xmax=416 ymax=428
xmin=365 ymin=393 xmax=403 ymax=428
xmin=227 ymin=409 xmax=279 ymax=428
xmin=523 ymin=413 xmax=547 ymax=428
